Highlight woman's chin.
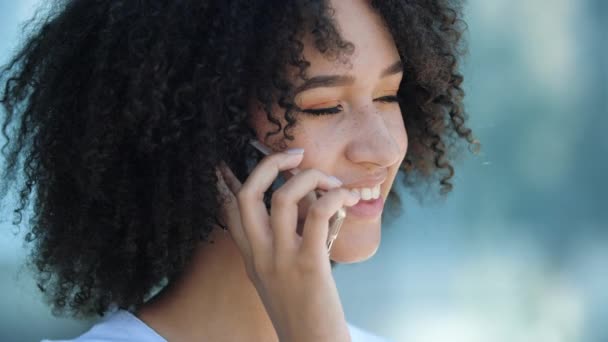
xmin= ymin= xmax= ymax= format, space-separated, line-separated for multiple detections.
xmin=330 ymin=248 xmax=378 ymax=264
xmin=328 ymin=221 xmax=382 ymax=263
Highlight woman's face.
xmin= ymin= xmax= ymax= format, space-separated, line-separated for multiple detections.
xmin=250 ymin=0 xmax=408 ymax=263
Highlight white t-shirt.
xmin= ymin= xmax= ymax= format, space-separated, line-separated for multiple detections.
xmin=41 ymin=309 xmax=392 ymax=342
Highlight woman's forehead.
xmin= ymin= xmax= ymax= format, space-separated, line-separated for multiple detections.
xmin=298 ymin=0 xmax=400 ymax=78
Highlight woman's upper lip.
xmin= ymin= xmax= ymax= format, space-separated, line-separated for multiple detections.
xmin=343 ymin=171 xmax=388 ymax=189
xmin=287 ymin=168 xmax=388 ymax=189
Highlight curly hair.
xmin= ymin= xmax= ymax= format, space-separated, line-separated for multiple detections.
xmin=0 ymin=0 xmax=477 ymax=318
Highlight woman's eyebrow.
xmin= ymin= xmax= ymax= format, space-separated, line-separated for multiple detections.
xmin=294 ymin=60 xmax=403 ymax=94
xmin=380 ymin=60 xmax=403 ymax=78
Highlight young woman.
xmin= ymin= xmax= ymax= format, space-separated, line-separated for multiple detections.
xmin=0 ymin=0 xmax=476 ymax=340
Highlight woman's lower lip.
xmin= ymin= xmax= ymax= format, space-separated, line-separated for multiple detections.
xmin=346 ymin=196 xmax=384 ymax=218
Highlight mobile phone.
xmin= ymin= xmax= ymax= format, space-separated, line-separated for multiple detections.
xmin=248 ymin=139 xmax=346 ymax=254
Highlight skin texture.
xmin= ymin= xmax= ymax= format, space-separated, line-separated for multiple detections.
xmin=138 ymin=1 xmax=406 ymax=340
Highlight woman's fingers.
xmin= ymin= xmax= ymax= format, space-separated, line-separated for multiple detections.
xmin=270 ymin=169 xmax=344 ymax=255
xmin=300 ymin=188 xmax=360 ymax=258
xmin=236 ymin=151 xmax=304 ymax=259
xmin=218 ymin=151 xmax=360 ymax=267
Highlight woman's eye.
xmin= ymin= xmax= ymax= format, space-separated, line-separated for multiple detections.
xmin=301 ymin=105 xmax=343 ymax=116
xmin=375 ymin=95 xmax=399 ymax=103
xmin=300 ymin=95 xmax=399 ymax=116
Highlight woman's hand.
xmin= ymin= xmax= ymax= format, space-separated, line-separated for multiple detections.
xmin=215 ymin=150 xmax=359 ymax=342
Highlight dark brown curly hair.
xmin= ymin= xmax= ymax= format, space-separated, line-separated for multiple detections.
xmin=0 ymin=0 xmax=477 ymax=318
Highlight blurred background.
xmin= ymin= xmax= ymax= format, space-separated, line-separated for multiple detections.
xmin=1 ymin=0 xmax=606 ymax=341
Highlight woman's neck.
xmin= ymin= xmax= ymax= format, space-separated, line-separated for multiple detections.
xmin=136 ymin=227 xmax=279 ymax=341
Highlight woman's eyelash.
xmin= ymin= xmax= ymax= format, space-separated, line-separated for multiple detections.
xmin=301 ymin=95 xmax=400 ymax=116
xmin=376 ymin=95 xmax=399 ymax=103
xmin=301 ymin=105 xmax=343 ymax=116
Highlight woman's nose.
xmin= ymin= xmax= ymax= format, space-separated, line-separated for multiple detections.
xmin=345 ymin=106 xmax=403 ymax=168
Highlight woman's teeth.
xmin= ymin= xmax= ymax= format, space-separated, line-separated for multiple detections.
xmin=351 ymin=184 xmax=381 ymax=200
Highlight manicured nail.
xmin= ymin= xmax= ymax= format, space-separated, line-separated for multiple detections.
xmin=328 ymin=176 xmax=343 ymax=187
xmin=286 ymin=148 xmax=305 ymax=154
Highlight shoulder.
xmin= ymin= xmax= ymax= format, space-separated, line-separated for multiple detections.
xmin=40 ymin=310 xmax=166 ymax=342
xmin=347 ymin=322 xmax=394 ymax=342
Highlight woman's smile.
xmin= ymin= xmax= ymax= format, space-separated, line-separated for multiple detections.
xmin=347 ymin=196 xmax=385 ymax=219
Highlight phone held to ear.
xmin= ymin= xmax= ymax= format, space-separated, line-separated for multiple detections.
xmin=248 ymin=139 xmax=346 ymax=254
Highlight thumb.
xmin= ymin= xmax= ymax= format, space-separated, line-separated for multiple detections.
xmin=215 ymin=162 xmax=251 ymax=257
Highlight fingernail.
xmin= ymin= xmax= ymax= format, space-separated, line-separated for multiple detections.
xmin=328 ymin=176 xmax=343 ymax=187
xmin=286 ymin=148 xmax=305 ymax=154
